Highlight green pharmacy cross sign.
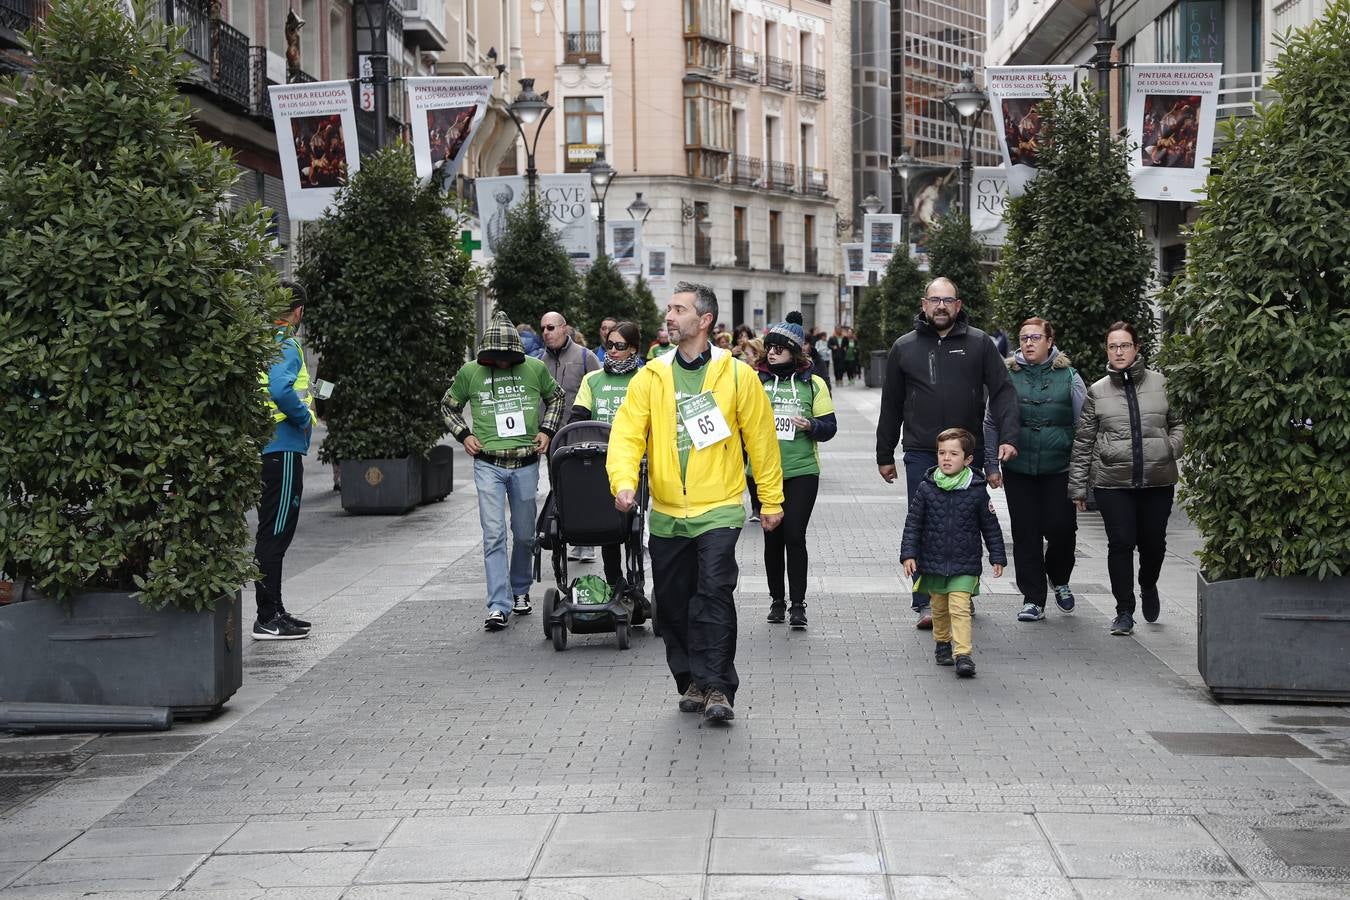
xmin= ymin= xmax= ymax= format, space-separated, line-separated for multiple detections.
xmin=460 ymin=230 xmax=482 ymax=256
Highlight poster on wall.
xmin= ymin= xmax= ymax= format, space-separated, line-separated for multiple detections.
xmin=843 ymin=243 xmax=867 ymax=286
xmin=269 ymin=81 xmax=361 ymax=221
xmin=863 ymin=214 xmax=903 ymax=270
xmin=1127 ymin=64 xmax=1223 ymax=202
xmin=475 ymin=175 xmax=594 ymax=271
xmin=645 ymin=245 xmax=671 ymax=292
xmin=971 ymin=167 xmax=1010 ymax=246
xmin=407 ymin=76 xmax=493 ymax=184
xmin=986 ymin=65 xmax=1076 ymax=197
xmin=608 ymin=220 xmax=642 ymax=279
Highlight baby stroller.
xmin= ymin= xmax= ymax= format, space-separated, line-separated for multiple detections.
xmin=534 ymin=420 xmax=653 ymax=651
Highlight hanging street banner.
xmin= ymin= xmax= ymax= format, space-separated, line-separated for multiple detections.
xmin=608 ymin=220 xmax=643 ymax=280
xmin=269 ymin=80 xmax=360 ymax=221
xmin=407 ymin=76 xmax=494 ymax=184
xmin=475 ymin=174 xmax=594 ymax=271
xmin=907 ymin=165 xmax=959 ymax=253
xmin=971 ymin=167 xmax=1010 ymax=246
xmin=863 ymin=214 xmax=903 ymax=271
xmin=1127 ymin=64 xmax=1223 ymax=202
xmin=645 ymin=245 xmax=671 ymax=292
xmin=843 ymin=243 xmax=867 ymax=286
xmin=987 ymin=65 xmax=1076 ymax=198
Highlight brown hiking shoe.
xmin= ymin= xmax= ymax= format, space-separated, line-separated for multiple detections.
xmin=702 ymin=689 xmax=734 ymax=722
xmin=678 ymin=683 xmax=706 ymax=713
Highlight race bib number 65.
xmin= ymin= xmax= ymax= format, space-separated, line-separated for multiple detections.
xmin=677 ymin=391 xmax=731 ymax=450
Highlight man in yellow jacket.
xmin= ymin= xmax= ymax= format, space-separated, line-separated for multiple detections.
xmin=609 ymin=282 xmax=784 ymax=724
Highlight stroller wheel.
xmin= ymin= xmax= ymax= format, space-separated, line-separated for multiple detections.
xmin=543 ymin=588 xmax=559 ymax=640
xmin=615 ymin=622 xmax=630 ymax=650
xmin=552 ymin=619 xmax=568 ymax=651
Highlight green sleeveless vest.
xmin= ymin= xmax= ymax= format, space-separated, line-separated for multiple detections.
xmin=1005 ymin=361 xmax=1075 ymax=476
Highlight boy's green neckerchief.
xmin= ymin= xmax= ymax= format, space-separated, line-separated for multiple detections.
xmin=933 ymin=467 xmax=973 ymax=491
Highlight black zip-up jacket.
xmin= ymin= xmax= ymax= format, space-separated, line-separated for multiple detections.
xmin=900 ymin=468 xmax=1008 ymax=576
xmin=876 ymin=311 xmax=1020 ymax=465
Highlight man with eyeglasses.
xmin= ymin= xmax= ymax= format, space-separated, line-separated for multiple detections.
xmin=876 ymin=277 xmax=1020 ymax=629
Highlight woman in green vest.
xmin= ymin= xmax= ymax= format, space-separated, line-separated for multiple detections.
xmin=755 ymin=318 xmax=837 ymax=628
xmin=985 ymin=317 xmax=1087 ymax=623
xmin=569 ymin=321 xmax=643 ymax=587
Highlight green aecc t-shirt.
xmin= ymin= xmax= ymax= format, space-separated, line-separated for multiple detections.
xmin=447 ymin=358 xmax=559 ymax=454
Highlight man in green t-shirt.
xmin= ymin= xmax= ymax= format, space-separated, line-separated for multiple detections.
xmin=443 ymin=311 xmax=565 ymax=632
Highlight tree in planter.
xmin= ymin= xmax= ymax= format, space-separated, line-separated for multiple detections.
xmin=488 ymin=199 xmax=580 ymax=327
xmin=855 ymin=247 xmax=927 ymax=358
xmin=0 ymin=0 xmax=281 ymax=611
xmin=299 ymin=145 xmax=477 ymax=467
xmin=926 ymin=211 xmax=992 ymax=331
xmin=1159 ymin=0 xmax=1350 ymax=581
xmin=628 ymin=275 xmax=665 ymax=345
xmin=992 ymin=84 xmax=1154 ymax=365
xmin=575 ymin=255 xmax=632 ymax=342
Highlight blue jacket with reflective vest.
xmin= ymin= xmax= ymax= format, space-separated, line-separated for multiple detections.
xmin=262 ymin=327 xmax=314 ymax=455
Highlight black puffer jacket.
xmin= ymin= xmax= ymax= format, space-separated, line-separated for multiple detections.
xmin=900 ymin=468 xmax=1008 ymax=577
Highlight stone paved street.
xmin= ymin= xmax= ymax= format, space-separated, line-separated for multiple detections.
xmin=3 ymin=382 xmax=1350 ymax=898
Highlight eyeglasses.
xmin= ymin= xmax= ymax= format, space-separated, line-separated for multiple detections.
xmin=604 ymin=341 xmax=629 ymax=351
xmin=924 ymin=296 xmax=958 ymax=306
xmin=1019 ymin=334 xmax=1046 ymax=344
xmin=541 ymin=324 xmax=561 ymax=332
xmin=1107 ymin=342 xmax=1135 ymax=352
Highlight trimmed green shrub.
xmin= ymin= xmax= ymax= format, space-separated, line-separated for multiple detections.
xmin=576 ymin=255 xmax=632 ymax=343
xmin=0 ymin=0 xmax=281 ymax=610
xmin=992 ymin=83 xmax=1155 ymax=366
xmin=855 ymin=248 xmax=926 ymax=358
xmin=299 ymin=145 xmax=477 ymax=464
xmin=628 ymin=275 xmax=664 ymax=347
xmin=1159 ymin=0 xmax=1350 ymax=580
xmin=488 ymin=198 xmax=580 ymax=327
xmin=926 ymin=211 xmax=991 ymax=330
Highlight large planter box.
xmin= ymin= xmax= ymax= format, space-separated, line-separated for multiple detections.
xmin=1197 ymin=571 xmax=1350 ymax=703
xmin=420 ymin=445 xmax=454 ymax=505
xmin=340 ymin=456 xmax=422 ymax=515
xmin=0 ymin=589 xmax=243 ymax=718
xmin=864 ymin=350 xmax=887 ymax=388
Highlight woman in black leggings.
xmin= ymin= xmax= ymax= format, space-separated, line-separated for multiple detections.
xmin=754 ymin=319 xmax=838 ymax=627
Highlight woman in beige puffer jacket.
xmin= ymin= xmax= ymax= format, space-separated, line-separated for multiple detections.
xmin=1069 ymin=322 xmax=1183 ymax=637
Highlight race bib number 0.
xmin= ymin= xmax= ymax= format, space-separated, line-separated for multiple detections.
xmin=493 ymin=398 xmax=526 ymax=437
xmin=677 ymin=391 xmax=731 ymax=451
xmin=774 ymin=414 xmax=796 ymax=441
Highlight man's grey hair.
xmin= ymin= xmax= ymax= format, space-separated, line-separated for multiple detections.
xmin=673 ymin=281 xmax=718 ymax=326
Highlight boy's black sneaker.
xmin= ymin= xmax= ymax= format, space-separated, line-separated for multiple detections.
xmin=252 ymin=615 xmax=308 ymax=641
xmin=935 ymin=641 xmax=954 ymax=666
xmin=788 ymin=604 xmax=807 ymax=628
xmin=512 ymin=594 xmax=532 ymax=615
xmin=954 ymin=655 xmax=976 ymax=678
xmin=703 ymin=689 xmax=734 ymax=722
xmin=1053 ymin=584 xmax=1076 ymax=612
xmin=1110 ymin=614 xmax=1135 ymax=635
xmin=1141 ymin=586 xmax=1161 ymax=623
xmin=766 ymin=602 xmax=786 ymax=623
xmin=484 ymin=611 xmax=509 ymax=631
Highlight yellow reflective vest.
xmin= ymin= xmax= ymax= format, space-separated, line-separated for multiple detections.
xmin=260 ymin=332 xmax=317 ymax=425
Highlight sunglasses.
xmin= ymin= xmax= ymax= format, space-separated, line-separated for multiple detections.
xmin=541 ymin=324 xmax=561 ymax=331
xmin=604 ymin=341 xmax=630 ymax=351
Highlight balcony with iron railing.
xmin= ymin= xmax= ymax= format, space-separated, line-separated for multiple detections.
xmin=151 ymin=0 xmax=254 ymax=113
xmin=765 ymin=161 xmax=795 ymax=192
xmin=0 ymin=0 xmax=47 ymax=49
xmin=565 ymin=30 xmax=602 ymax=62
xmin=801 ymin=166 xmax=828 ymax=196
xmin=401 ymin=0 xmax=448 ymax=51
xmin=729 ymin=46 xmax=758 ymax=82
xmin=249 ymin=45 xmax=272 ymax=119
xmin=730 ymin=155 xmax=760 ymax=187
xmin=799 ymin=63 xmax=825 ymax=98
xmin=734 ymin=240 xmax=750 ymax=268
xmin=804 ymin=246 xmax=819 ymax=273
xmin=769 ymin=243 xmax=785 ymax=272
xmin=764 ymin=55 xmax=792 ymax=91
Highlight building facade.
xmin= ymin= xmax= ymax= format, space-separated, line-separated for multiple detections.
xmin=513 ymin=0 xmax=851 ymax=333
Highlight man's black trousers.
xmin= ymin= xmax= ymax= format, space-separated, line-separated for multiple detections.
xmin=764 ymin=474 xmax=819 ymax=605
xmin=648 ymin=526 xmax=741 ymax=704
xmin=1002 ymin=470 xmax=1077 ymax=607
xmin=254 ymin=450 xmax=304 ymax=622
xmin=1094 ymin=485 xmax=1175 ymax=616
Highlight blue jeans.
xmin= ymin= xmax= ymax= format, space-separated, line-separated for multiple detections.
xmin=903 ymin=449 xmax=938 ymax=611
xmin=473 ymin=458 xmax=539 ymax=616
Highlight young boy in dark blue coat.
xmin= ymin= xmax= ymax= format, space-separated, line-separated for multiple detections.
xmin=901 ymin=427 xmax=1007 ymax=677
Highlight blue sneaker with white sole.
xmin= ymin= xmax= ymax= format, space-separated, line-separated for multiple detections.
xmin=1054 ymin=584 xmax=1076 ymax=612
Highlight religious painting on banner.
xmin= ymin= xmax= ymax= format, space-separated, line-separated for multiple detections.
xmin=843 ymin=243 xmax=867 ymax=287
xmin=863 ymin=214 xmax=903 ymax=271
xmin=269 ymin=81 xmax=360 ymax=220
xmin=645 ymin=245 xmax=671 ymax=292
xmin=407 ymin=77 xmax=493 ymax=184
xmin=986 ymin=66 xmax=1076 ymax=198
xmin=906 ymin=166 xmax=958 ymax=253
xmin=1128 ymin=64 xmax=1223 ymax=201
xmin=474 ymin=174 xmax=595 ymax=271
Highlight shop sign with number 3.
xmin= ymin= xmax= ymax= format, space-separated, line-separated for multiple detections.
xmin=677 ymin=391 xmax=731 ymax=450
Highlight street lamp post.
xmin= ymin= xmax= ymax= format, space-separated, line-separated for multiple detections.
xmin=860 ymin=193 xmax=883 ymax=285
xmin=354 ymin=0 xmax=392 ymax=151
xmin=506 ymin=78 xmax=553 ymax=202
xmin=890 ymin=148 xmax=918 ymax=250
xmin=587 ymin=150 xmax=616 ymax=257
xmin=943 ymin=65 xmax=989 ymax=223
xmin=626 ymin=192 xmax=652 ymax=225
